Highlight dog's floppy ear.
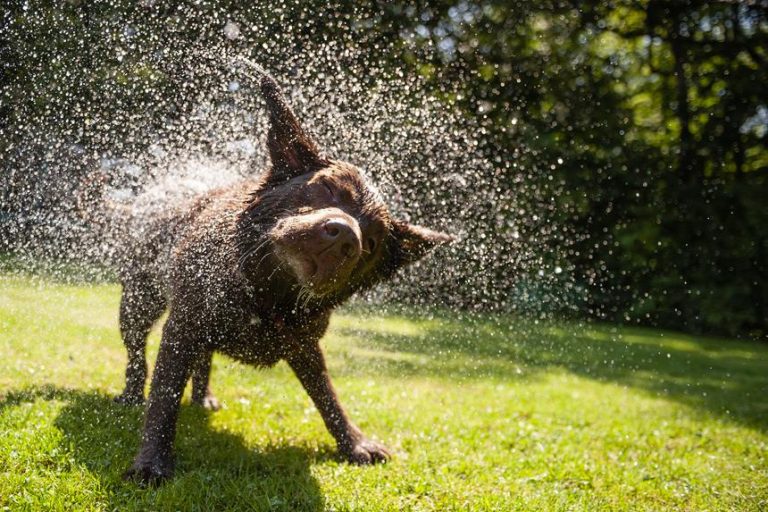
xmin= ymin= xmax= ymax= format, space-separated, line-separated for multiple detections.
xmin=236 ymin=60 xmax=321 ymax=178
xmin=258 ymin=73 xmax=326 ymax=183
xmin=385 ymin=221 xmax=455 ymax=272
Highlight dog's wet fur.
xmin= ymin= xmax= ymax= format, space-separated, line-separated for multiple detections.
xmin=114 ymin=69 xmax=453 ymax=484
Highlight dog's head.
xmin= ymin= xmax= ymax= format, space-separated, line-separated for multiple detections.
xmin=240 ymin=70 xmax=454 ymax=302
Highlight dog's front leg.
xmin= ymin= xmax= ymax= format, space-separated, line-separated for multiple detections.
xmin=286 ymin=342 xmax=390 ymax=464
xmin=124 ymin=316 xmax=196 ymax=485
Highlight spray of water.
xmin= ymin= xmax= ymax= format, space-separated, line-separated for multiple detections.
xmin=1 ymin=2 xmax=590 ymax=352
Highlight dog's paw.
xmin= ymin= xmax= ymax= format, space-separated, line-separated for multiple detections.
xmin=344 ymin=438 xmax=391 ymax=465
xmin=192 ymin=394 xmax=221 ymax=411
xmin=113 ymin=392 xmax=145 ymax=406
xmin=123 ymin=455 xmax=174 ymax=486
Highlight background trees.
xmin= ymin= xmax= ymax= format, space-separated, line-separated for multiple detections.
xmin=2 ymin=1 xmax=766 ymax=337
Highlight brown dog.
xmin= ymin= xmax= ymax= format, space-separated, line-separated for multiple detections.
xmin=116 ymin=66 xmax=453 ymax=484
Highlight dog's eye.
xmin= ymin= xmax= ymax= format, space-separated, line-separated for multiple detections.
xmin=322 ymin=182 xmax=335 ymax=200
xmin=367 ymin=237 xmax=377 ymax=253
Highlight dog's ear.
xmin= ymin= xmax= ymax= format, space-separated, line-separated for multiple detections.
xmin=385 ymin=221 xmax=455 ymax=271
xmin=259 ymin=74 xmax=326 ymax=184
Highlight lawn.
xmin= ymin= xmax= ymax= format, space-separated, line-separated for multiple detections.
xmin=1 ymin=273 xmax=767 ymax=511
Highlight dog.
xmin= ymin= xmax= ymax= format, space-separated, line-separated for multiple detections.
xmin=114 ymin=64 xmax=454 ymax=485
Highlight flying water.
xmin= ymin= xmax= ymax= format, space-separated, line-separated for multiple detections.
xmin=1 ymin=2 xmax=590 ymax=358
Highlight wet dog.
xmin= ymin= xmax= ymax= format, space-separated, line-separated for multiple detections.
xmin=116 ymin=64 xmax=453 ymax=484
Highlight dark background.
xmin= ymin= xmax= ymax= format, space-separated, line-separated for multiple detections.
xmin=1 ymin=1 xmax=766 ymax=339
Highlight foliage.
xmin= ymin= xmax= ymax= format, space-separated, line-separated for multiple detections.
xmin=1 ymin=1 xmax=766 ymax=337
xmin=389 ymin=1 xmax=768 ymax=336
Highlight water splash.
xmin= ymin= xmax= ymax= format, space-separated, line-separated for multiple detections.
xmin=1 ymin=1 xmax=587 ymax=329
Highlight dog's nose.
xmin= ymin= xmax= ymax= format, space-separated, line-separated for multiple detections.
xmin=322 ymin=218 xmax=361 ymax=260
xmin=322 ymin=219 xmax=347 ymax=239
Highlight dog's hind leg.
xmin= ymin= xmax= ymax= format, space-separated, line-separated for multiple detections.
xmin=114 ymin=280 xmax=166 ymax=405
xmin=191 ymin=351 xmax=220 ymax=411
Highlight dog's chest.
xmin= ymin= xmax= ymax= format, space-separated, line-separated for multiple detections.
xmin=214 ymin=313 xmax=296 ymax=367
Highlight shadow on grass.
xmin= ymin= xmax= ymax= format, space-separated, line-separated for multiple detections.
xmin=335 ymin=313 xmax=768 ymax=432
xmin=0 ymin=385 xmax=328 ymax=511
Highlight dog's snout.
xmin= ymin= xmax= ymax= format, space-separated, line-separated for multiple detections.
xmin=340 ymin=242 xmax=355 ymax=258
xmin=322 ymin=218 xmax=361 ymax=260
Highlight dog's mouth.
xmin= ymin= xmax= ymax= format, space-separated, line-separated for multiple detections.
xmin=268 ymin=211 xmax=363 ymax=298
xmin=284 ymin=252 xmax=318 ymax=282
xmin=273 ymin=243 xmax=355 ymax=297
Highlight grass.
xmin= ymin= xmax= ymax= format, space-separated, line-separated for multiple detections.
xmin=0 ymin=273 xmax=767 ymax=511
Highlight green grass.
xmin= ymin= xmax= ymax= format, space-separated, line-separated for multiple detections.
xmin=1 ymin=273 xmax=767 ymax=511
